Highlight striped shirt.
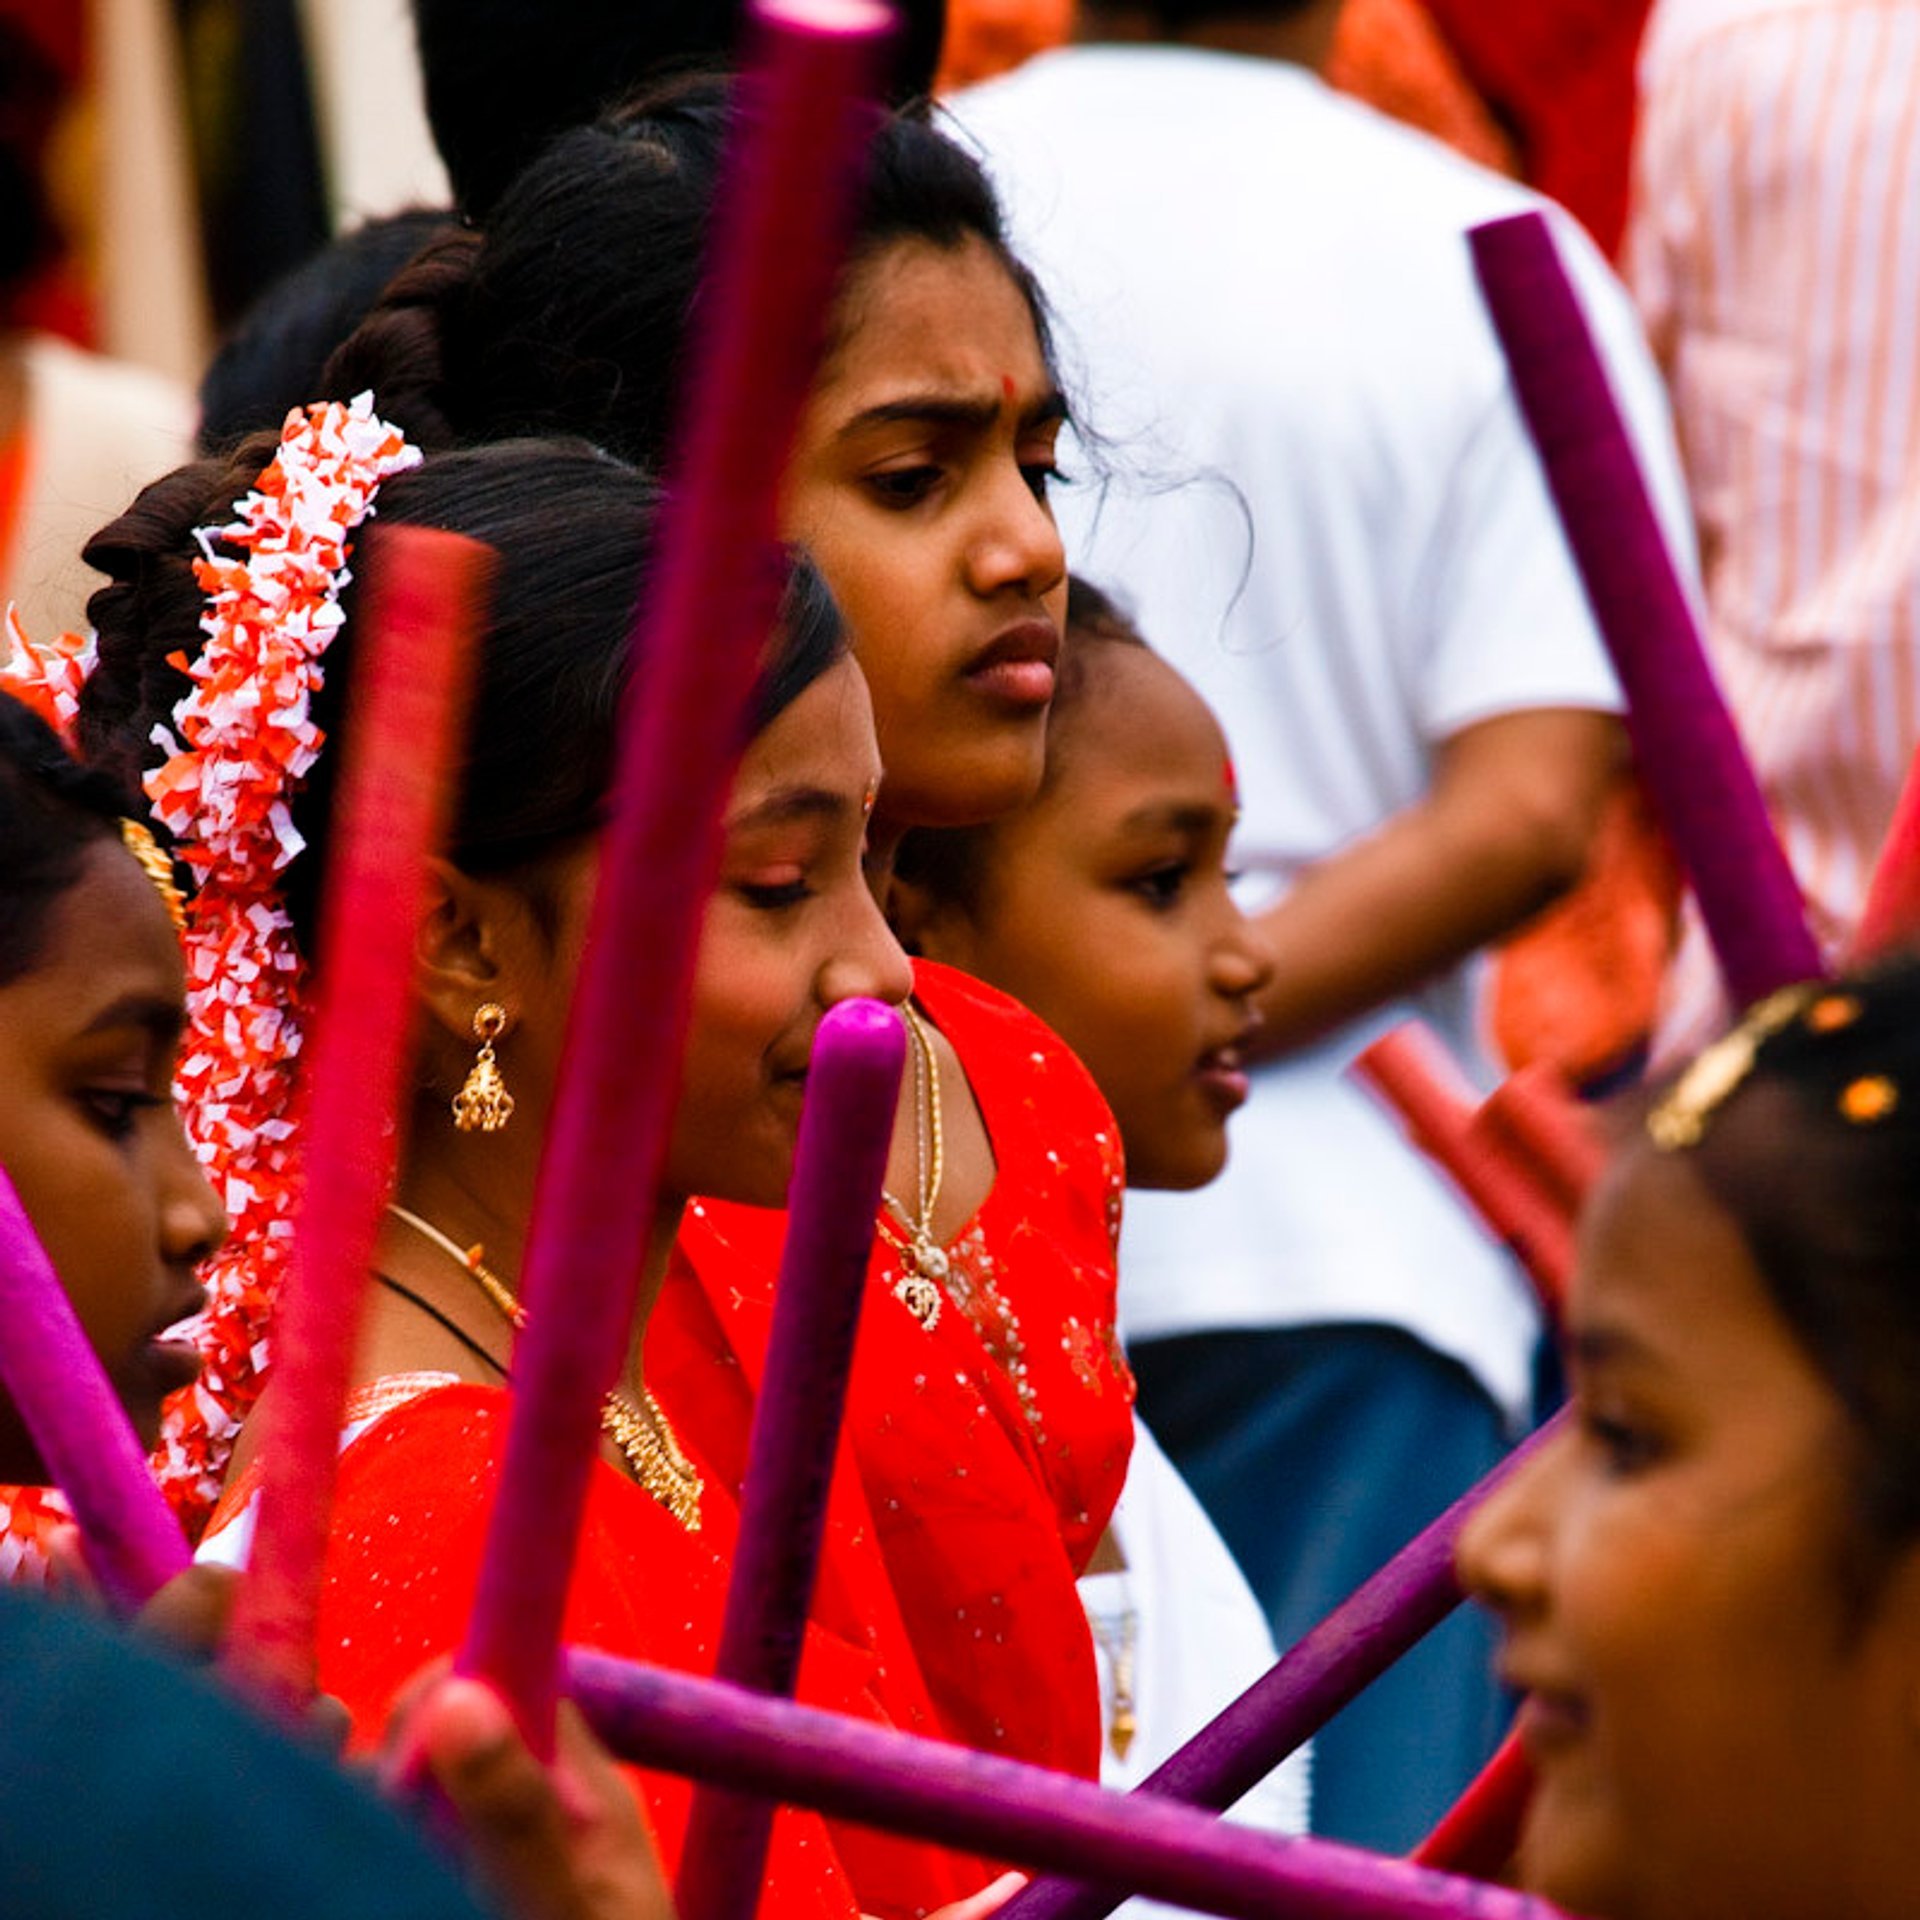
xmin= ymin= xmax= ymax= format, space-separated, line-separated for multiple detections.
xmin=1630 ymin=0 xmax=1920 ymax=1046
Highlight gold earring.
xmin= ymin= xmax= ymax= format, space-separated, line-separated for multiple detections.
xmin=453 ymin=1004 xmax=514 ymax=1133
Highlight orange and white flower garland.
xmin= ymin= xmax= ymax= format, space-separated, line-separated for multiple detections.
xmin=147 ymin=395 xmax=421 ymax=1527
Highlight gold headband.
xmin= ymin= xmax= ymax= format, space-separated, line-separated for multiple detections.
xmin=1647 ymin=980 xmax=1896 ymax=1149
xmin=119 ymin=817 xmax=188 ymax=936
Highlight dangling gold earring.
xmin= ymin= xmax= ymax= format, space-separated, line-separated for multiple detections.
xmin=453 ymin=1004 xmax=514 ymax=1133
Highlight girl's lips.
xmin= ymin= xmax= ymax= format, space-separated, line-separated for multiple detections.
xmin=1194 ymin=1046 xmax=1251 ymax=1112
xmin=135 ymin=1334 xmax=205 ymax=1399
xmin=965 ymin=621 xmax=1060 ymax=710
xmin=1514 ymin=1687 xmax=1593 ymax=1759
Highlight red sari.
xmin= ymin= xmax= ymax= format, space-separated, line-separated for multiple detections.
xmin=651 ymin=962 xmax=1135 ymax=1788
xmin=244 ymin=1380 xmax=870 ymax=1920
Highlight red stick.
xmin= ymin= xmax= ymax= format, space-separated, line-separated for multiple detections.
xmin=1853 ymin=738 xmax=1920 ymax=962
xmin=1351 ymin=1026 xmax=1574 ymax=1316
xmin=222 ymin=526 xmax=491 ymax=1715
xmin=455 ymin=0 xmax=893 ymax=1754
xmin=1411 ymin=1734 xmax=1532 ymax=1880
xmin=1475 ymin=1066 xmax=1604 ymax=1219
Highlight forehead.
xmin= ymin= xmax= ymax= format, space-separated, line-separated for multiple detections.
xmin=816 ymin=234 xmax=1051 ymax=410
xmin=1050 ymin=645 xmax=1229 ymax=799
xmin=732 ymin=655 xmax=880 ymax=799
xmin=0 ymin=839 xmax=186 ymax=1034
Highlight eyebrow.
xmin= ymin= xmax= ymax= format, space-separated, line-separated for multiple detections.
xmin=1116 ymin=799 xmax=1225 ymax=837
xmin=1565 ymin=1323 xmax=1662 ymax=1372
xmin=727 ymin=786 xmax=860 ymax=831
xmin=81 ymin=991 xmax=185 ymax=1045
xmin=837 ymin=388 xmax=1069 ymax=441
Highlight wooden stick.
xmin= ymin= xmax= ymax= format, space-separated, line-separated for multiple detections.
xmin=1352 ymin=1025 xmax=1574 ymax=1315
xmin=1852 ymin=738 xmax=1920 ymax=962
xmin=994 ymin=1412 xmax=1568 ymax=1920
xmin=1469 ymin=211 xmax=1823 ymax=1009
xmin=223 ymin=526 xmax=490 ymax=1715
xmin=676 ymin=999 xmax=905 ymax=1920
xmin=568 ymin=1653 xmax=1572 ymax=1920
xmin=0 ymin=1167 xmax=191 ymax=1611
xmin=455 ymin=0 xmax=893 ymax=1755
xmin=1411 ymin=1734 xmax=1531 ymax=1879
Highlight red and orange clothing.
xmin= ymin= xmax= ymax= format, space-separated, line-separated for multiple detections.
xmin=652 ymin=961 xmax=1134 ymax=1783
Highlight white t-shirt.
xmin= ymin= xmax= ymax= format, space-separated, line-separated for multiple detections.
xmin=1080 ymin=1415 xmax=1309 ymax=1920
xmin=954 ymin=50 xmax=1697 ymax=1421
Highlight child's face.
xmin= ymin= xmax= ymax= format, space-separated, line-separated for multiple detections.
xmin=921 ymin=644 xmax=1270 ymax=1188
xmin=670 ymin=655 xmax=913 ymax=1204
xmin=0 ymin=839 xmax=221 ymax=1474
xmin=783 ymin=234 xmax=1069 ymax=831
xmin=1457 ymin=1144 xmax=1920 ymax=1920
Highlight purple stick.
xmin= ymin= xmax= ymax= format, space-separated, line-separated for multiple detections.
xmin=454 ymin=0 xmax=892 ymax=1756
xmin=676 ymin=998 xmax=905 ymax=1920
xmin=0 ymin=1167 xmax=190 ymax=1610
xmin=569 ymin=1653 xmax=1568 ymax=1920
xmin=997 ymin=1413 xmax=1566 ymax=1920
xmin=1469 ymin=211 xmax=1823 ymax=1009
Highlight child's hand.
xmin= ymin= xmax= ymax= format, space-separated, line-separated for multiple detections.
xmin=879 ymin=1873 xmax=1029 ymax=1920
xmin=404 ymin=1671 xmax=675 ymax=1920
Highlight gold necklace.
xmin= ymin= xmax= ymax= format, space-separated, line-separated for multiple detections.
xmin=877 ymin=1002 xmax=947 ymax=1330
xmin=385 ymin=1202 xmax=703 ymax=1531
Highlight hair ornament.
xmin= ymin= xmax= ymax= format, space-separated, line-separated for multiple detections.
xmin=1646 ymin=981 xmax=1820 ymax=1152
xmin=1840 ymin=1074 xmax=1899 ymax=1125
xmin=119 ymin=818 xmax=188 ymax=935
xmin=0 ymin=606 xmax=94 ymax=744
xmin=145 ymin=393 xmax=421 ymax=1523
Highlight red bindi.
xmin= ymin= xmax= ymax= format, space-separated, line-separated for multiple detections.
xmin=1001 ymin=373 xmax=1016 ymax=402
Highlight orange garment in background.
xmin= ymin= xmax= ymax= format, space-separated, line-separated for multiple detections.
xmin=1325 ymin=0 xmax=1518 ymax=175
xmin=652 ymin=960 xmax=1132 ymax=1787
xmin=1416 ymin=0 xmax=1654 ymax=255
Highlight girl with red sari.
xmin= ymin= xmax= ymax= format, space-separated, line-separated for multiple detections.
xmin=317 ymin=79 xmax=1136 ymax=1801
xmin=73 ymin=412 xmax=1010 ymax=1919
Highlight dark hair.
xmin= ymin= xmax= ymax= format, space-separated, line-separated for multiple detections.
xmin=408 ymin=0 xmax=950 ymax=218
xmin=75 ymin=434 xmax=843 ymax=958
xmin=0 ymin=693 xmax=135 ymax=983
xmin=197 ymin=209 xmax=457 ymax=455
xmin=891 ymin=575 xmax=1147 ymax=919
xmin=322 ymin=74 xmax=1053 ymax=471
xmin=1674 ymin=959 xmax=1920 ymax=1574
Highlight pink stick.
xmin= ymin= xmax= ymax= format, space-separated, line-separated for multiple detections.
xmin=223 ymin=526 xmax=491 ymax=1715
xmin=1852 ymin=738 xmax=1920 ymax=962
xmin=1469 ymin=211 xmax=1824 ymax=1010
xmin=0 ymin=1167 xmax=190 ymax=1610
xmin=568 ymin=1653 xmax=1572 ymax=1920
xmin=677 ymin=998 xmax=905 ymax=1920
xmin=1352 ymin=1025 xmax=1574 ymax=1315
xmin=456 ymin=0 xmax=893 ymax=1755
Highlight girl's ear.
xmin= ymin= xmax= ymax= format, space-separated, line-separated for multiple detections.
xmin=884 ymin=865 xmax=983 ymax=970
xmin=415 ymin=857 xmax=537 ymax=1046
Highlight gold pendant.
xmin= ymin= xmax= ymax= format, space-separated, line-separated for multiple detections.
xmin=892 ymin=1239 xmax=946 ymax=1329
xmin=1109 ymin=1699 xmax=1137 ymax=1763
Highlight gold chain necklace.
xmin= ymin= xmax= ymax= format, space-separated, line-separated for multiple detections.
xmin=385 ymin=1202 xmax=703 ymax=1531
xmin=877 ymin=1002 xmax=947 ymax=1330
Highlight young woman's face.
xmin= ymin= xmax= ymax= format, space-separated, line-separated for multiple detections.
xmin=783 ymin=233 xmax=1069 ymax=832
xmin=671 ymin=656 xmax=913 ymax=1202
xmin=1457 ymin=1142 xmax=1920 ymax=1920
xmin=0 ymin=839 xmax=222 ymax=1471
xmin=914 ymin=645 xmax=1270 ymax=1189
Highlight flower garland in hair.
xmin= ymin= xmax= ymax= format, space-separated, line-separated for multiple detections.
xmin=146 ymin=394 xmax=421 ymax=1529
xmin=0 ymin=606 xmax=93 ymax=742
